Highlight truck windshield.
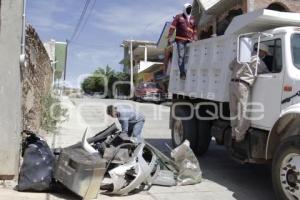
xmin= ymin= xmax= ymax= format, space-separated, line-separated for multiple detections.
xmin=292 ymin=34 xmax=300 ymax=69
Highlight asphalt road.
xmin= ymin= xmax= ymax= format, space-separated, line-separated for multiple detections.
xmin=64 ymin=97 xmax=275 ymax=200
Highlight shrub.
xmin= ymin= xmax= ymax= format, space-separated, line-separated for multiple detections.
xmin=41 ymin=93 xmax=68 ymax=132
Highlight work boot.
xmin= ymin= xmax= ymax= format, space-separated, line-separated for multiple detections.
xmin=180 ymin=72 xmax=186 ymax=80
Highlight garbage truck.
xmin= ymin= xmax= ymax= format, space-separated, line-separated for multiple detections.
xmin=169 ymin=9 xmax=300 ymax=200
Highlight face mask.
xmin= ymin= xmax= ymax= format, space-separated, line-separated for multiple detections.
xmin=186 ymin=6 xmax=192 ymax=15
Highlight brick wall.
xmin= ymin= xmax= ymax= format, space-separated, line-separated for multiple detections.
xmin=21 ymin=25 xmax=53 ymax=131
xmin=249 ymin=0 xmax=300 ymax=12
xmin=197 ymin=0 xmax=300 ymax=38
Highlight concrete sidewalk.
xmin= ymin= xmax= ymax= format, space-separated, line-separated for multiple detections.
xmin=0 ymin=97 xmax=263 ymax=200
xmin=0 ymin=180 xmax=235 ymax=200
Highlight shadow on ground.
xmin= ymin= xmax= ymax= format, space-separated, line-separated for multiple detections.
xmin=145 ymin=138 xmax=275 ymax=200
xmin=49 ymin=185 xmax=81 ymax=200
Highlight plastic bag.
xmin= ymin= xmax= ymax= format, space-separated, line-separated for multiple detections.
xmin=18 ymin=133 xmax=55 ymax=191
xmin=152 ymin=170 xmax=176 ymax=186
xmin=171 ymin=140 xmax=202 ymax=186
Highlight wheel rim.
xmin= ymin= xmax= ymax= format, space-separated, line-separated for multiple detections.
xmin=173 ymin=120 xmax=184 ymax=146
xmin=280 ymin=153 xmax=300 ymax=200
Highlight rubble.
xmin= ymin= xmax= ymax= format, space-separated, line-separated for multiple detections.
xmin=18 ymin=123 xmax=202 ymax=199
xmin=54 ymin=147 xmax=105 ymax=199
xmin=107 ymin=143 xmax=158 ymax=195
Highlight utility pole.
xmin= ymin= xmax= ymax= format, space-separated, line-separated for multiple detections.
xmin=130 ymin=40 xmax=134 ymax=95
xmin=63 ymin=39 xmax=69 ymax=82
xmin=62 ymin=39 xmax=69 ymax=96
xmin=51 ymin=60 xmax=58 ymax=88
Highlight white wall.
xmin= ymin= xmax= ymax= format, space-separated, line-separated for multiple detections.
xmin=0 ymin=0 xmax=23 ymax=179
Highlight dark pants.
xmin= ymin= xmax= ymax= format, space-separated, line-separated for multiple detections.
xmin=176 ymin=41 xmax=189 ymax=74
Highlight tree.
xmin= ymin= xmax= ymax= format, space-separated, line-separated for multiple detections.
xmin=81 ymin=75 xmax=104 ymax=94
xmin=81 ymin=65 xmax=130 ymax=98
xmin=94 ymin=65 xmax=115 ymax=78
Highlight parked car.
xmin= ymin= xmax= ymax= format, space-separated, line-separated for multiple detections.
xmin=134 ymin=82 xmax=165 ymax=102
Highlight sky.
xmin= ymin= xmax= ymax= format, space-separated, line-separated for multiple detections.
xmin=26 ymin=0 xmax=192 ymax=88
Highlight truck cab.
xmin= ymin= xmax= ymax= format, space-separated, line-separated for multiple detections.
xmin=169 ymin=9 xmax=300 ymax=200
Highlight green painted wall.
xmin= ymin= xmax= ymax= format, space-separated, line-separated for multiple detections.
xmin=55 ymin=42 xmax=67 ymax=79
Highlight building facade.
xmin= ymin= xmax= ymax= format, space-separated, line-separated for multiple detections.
xmin=44 ymin=40 xmax=68 ymax=87
xmin=120 ymin=40 xmax=165 ymax=84
xmin=192 ymin=0 xmax=300 ymax=39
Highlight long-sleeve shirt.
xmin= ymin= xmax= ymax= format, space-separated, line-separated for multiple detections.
xmin=229 ymin=56 xmax=270 ymax=86
xmin=116 ymin=105 xmax=145 ymax=134
xmin=168 ymin=14 xmax=197 ymax=42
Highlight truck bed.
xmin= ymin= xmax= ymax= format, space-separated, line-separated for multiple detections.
xmin=169 ymin=35 xmax=236 ymax=102
xmin=169 ymin=9 xmax=300 ymax=103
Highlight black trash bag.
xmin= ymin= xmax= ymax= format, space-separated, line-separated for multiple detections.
xmin=17 ymin=132 xmax=55 ymax=192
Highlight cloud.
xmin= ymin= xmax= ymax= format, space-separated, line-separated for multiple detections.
xmin=91 ymin=3 xmax=181 ymax=39
xmin=26 ymin=0 xmax=73 ymax=32
xmin=74 ymin=46 xmax=122 ymax=69
xmin=28 ymin=18 xmax=73 ymax=33
xmin=76 ymin=49 xmax=111 ymax=65
xmin=26 ymin=0 xmax=191 ymax=88
xmin=67 ymin=47 xmax=123 ymax=88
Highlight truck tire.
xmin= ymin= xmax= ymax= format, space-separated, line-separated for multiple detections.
xmin=171 ymin=107 xmax=198 ymax=153
xmin=196 ymin=120 xmax=212 ymax=156
xmin=272 ymin=135 xmax=300 ymax=200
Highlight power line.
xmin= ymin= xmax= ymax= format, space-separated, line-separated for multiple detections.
xmin=69 ymin=0 xmax=91 ymax=42
xmin=73 ymin=0 xmax=96 ymax=41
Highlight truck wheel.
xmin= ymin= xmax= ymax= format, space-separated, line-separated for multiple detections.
xmin=272 ymin=136 xmax=300 ymax=200
xmin=196 ymin=120 xmax=212 ymax=156
xmin=171 ymin=107 xmax=198 ymax=153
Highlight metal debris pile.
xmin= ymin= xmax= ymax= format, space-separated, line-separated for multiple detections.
xmin=18 ymin=124 xmax=202 ymax=199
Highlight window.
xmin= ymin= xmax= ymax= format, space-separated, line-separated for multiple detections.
xmin=255 ymin=39 xmax=282 ymax=73
xmin=291 ymin=34 xmax=300 ymax=70
xmin=267 ymin=3 xmax=289 ymax=12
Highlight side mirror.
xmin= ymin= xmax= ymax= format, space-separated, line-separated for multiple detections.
xmin=237 ymin=36 xmax=253 ymax=63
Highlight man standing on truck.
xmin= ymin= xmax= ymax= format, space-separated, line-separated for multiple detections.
xmin=167 ymin=3 xmax=198 ymax=80
xmin=229 ymin=43 xmax=270 ymax=142
xmin=106 ymin=104 xmax=145 ymax=142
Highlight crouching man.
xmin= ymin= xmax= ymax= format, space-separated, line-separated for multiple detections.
xmin=106 ymin=104 xmax=145 ymax=142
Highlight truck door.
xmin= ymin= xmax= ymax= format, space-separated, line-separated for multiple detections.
xmin=250 ymin=39 xmax=284 ymax=130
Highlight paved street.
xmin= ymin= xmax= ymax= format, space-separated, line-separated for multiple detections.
xmin=0 ymin=97 xmax=275 ymax=200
